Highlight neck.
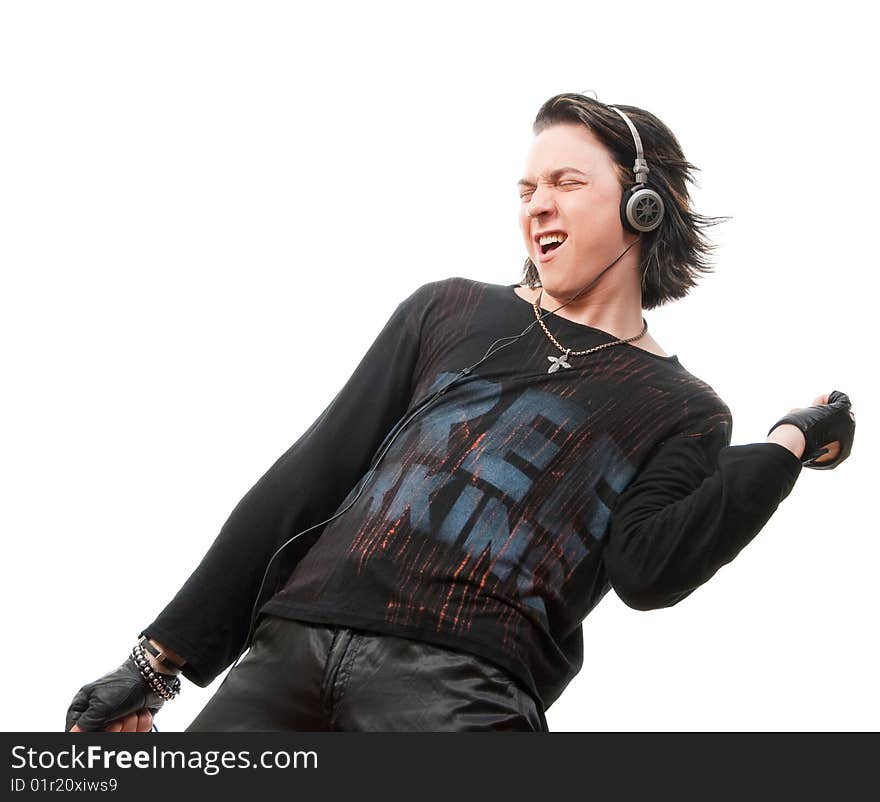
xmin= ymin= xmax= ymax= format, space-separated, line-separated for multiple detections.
xmin=535 ymin=272 xmax=645 ymax=341
xmin=534 ymin=289 xmax=645 ymax=339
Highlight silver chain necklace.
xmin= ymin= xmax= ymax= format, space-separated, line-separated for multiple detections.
xmin=531 ymin=290 xmax=649 ymax=373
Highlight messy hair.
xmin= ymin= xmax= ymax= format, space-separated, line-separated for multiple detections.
xmin=520 ymin=92 xmax=730 ymax=310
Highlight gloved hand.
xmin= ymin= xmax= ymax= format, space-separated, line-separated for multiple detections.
xmin=767 ymin=390 xmax=855 ymax=470
xmin=65 ymin=656 xmax=170 ymax=732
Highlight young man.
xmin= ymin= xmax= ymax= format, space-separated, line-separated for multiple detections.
xmin=66 ymin=93 xmax=855 ymax=733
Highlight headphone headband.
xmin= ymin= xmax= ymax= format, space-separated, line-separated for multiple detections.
xmin=607 ymin=105 xmax=649 ymax=185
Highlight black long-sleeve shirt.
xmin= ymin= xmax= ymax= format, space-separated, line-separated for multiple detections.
xmin=140 ymin=277 xmax=802 ymax=715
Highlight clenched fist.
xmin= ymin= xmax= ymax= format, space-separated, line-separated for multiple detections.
xmin=66 ymin=657 xmax=167 ymax=732
xmin=767 ymin=391 xmax=855 ymax=469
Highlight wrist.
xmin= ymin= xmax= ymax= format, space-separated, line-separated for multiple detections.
xmin=138 ymin=637 xmax=185 ymax=675
xmin=766 ymin=423 xmax=806 ymax=459
xmin=145 ymin=650 xmax=181 ymax=676
xmin=130 ymin=643 xmax=182 ymax=701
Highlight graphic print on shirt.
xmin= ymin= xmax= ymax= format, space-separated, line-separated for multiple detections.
xmin=330 ymin=370 xmax=639 ymax=647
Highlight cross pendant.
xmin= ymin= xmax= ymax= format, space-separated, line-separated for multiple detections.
xmin=547 ymin=349 xmax=572 ymax=373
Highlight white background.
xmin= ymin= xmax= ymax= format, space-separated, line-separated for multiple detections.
xmin=1 ymin=0 xmax=876 ymax=732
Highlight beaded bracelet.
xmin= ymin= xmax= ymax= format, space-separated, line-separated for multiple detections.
xmin=131 ymin=644 xmax=180 ymax=701
xmin=130 ymin=643 xmax=181 ymax=701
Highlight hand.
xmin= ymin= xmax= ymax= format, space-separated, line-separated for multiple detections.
xmin=66 ymin=656 xmax=170 ymax=732
xmin=767 ymin=391 xmax=856 ymax=469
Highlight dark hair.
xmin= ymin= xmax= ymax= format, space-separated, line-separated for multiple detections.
xmin=520 ymin=92 xmax=730 ymax=310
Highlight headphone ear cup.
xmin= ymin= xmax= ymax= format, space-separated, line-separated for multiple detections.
xmin=620 ymin=185 xmax=665 ymax=233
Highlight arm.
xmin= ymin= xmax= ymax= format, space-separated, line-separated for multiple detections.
xmin=138 ymin=283 xmax=432 ymax=686
xmin=603 ymin=428 xmax=803 ymax=611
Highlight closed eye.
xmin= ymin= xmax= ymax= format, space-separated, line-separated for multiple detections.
xmin=519 ymin=181 xmax=581 ymax=200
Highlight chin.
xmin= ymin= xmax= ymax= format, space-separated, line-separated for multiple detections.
xmin=535 ymin=271 xmax=574 ymax=294
xmin=547 ymin=275 xmax=601 ymax=305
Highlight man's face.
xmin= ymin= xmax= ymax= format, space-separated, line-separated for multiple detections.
xmin=518 ymin=123 xmax=633 ymax=298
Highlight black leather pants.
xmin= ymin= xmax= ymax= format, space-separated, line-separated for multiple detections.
xmin=186 ymin=614 xmax=548 ymax=732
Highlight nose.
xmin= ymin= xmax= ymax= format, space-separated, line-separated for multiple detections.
xmin=524 ymin=185 xmax=556 ymax=220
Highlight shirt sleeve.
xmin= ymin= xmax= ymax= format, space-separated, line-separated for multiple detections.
xmin=138 ymin=282 xmax=433 ymax=687
xmin=603 ymin=420 xmax=804 ymax=612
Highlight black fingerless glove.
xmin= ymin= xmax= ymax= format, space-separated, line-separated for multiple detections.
xmin=65 ymin=656 xmax=171 ymax=732
xmin=767 ymin=390 xmax=856 ymax=470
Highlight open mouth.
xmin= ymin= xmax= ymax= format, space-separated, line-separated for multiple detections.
xmin=537 ymin=235 xmax=568 ymax=261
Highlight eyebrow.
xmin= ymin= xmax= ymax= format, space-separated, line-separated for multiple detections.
xmin=517 ymin=167 xmax=588 ymax=189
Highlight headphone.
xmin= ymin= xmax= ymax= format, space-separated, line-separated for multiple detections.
xmin=216 ymin=98 xmax=665 ymax=702
xmin=608 ymin=104 xmax=665 ymax=234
